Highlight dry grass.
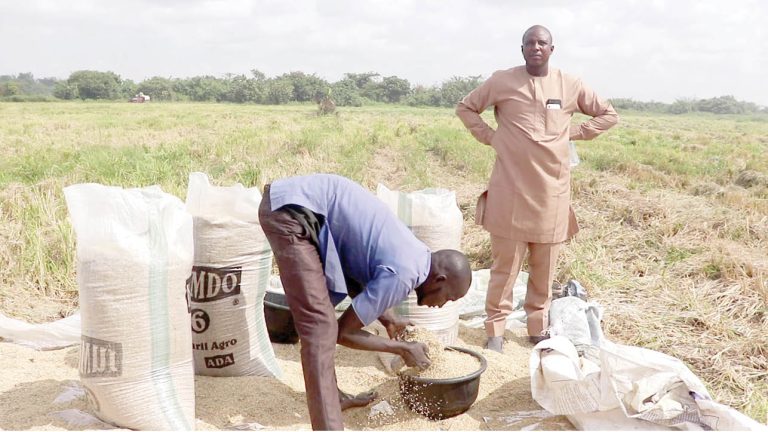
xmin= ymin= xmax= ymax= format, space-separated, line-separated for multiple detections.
xmin=564 ymin=169 xmax=768 ymax=421
xmin=0 ymin=102 xmax=766 ymax=423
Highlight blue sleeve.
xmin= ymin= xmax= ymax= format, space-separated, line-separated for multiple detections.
xmin=351 ymin=265 xmax=412 ymax=326
xmin=328 ymin=291 xmax=348 ymax=307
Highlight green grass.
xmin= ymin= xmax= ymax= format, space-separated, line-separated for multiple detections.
xmin=1 ymin=101 xmax=767 ymax=423
xmin=580 ymin=112 xmax=768 ymax=191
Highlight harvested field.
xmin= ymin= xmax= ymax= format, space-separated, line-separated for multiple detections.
xmin=0 ymin=103 xmax=766 ymax=424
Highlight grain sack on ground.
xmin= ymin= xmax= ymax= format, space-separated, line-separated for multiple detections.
xmin=376 ymin=185 xmax=463 ymax=372
xmin=186 ymin=172 xmax=281 ymax=377
xmin=64 ymin=184 xmax=195 ymax=430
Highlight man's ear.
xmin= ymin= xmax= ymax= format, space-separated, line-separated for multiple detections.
xmin=551 ymin=45 xmax=555 ymax=53
xmin=436 ymin=274 xmax=447 ymax=283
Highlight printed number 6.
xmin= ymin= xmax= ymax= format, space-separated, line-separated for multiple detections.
xmin=191 ymin=309 xmax=210 ymax=334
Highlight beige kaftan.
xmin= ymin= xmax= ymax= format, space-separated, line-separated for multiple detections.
xmin=456 ymin=66 xmax=619 ymax=243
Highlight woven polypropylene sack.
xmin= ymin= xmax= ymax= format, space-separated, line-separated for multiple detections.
xmin=376 ymin=184 xmax=463 ymax=252
xmin=64 ymin=184 xmax=195 ymax=430
xmin=185 ymin=172 xmax=281 ymax=377
xmin=376 ymin=184 xmax=463 ymax=340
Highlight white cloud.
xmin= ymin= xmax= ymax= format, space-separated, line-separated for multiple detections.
xmin=0 ymin=0 xmax=765 ymax=105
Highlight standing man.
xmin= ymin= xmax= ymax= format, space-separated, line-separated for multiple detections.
xmin=258 ymin=173 xmax=472 ymax=430
xmin=455 ymin=25 xmax=618 ymax=352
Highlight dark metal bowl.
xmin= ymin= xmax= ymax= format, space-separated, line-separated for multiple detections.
xmin=398 ymin=346 xmax=487 ymax=419
xmin=263 ymin=291 xmax=299 ymax=344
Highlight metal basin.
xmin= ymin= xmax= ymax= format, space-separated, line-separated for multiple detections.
xmin=398 ymin=346 xmax=487 ymax=419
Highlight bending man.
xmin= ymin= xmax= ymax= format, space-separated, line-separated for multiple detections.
xmin=258 ymin=173 xmax=472 ymax=430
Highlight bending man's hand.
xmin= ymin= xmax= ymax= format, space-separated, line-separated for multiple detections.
xmin=337 ymin=306 xmax=429 ymax=370
xmin=400 ymin=341 xmax=431 ymax=370
xmin=379 ymin=314 xmax=410 ymax=340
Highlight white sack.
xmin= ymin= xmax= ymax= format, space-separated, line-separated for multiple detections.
xmin=376 ymin=184 xmax=462 ymax=343
xmin=376 ymin=184 xmax=463 ymax=252
xmin=376 ymin=184 xmax=464 ymax=373
xmin=0 ymin=312 xmax=81 ymax=350
xmin=186 ymin=172 xmax=281 ymax=377
xmin=530 ymin=336 xmax=603 ymax=415
xmin=65 ymin=183 xmax=195 ymax=430
xmin=530 ymin=336 xmax=766 ymax=430
xmin=548 ymin=296 xmax=605 ymax=353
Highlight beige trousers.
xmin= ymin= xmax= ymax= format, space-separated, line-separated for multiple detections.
xmin=485 ymin=235 xmax=563 ymax=337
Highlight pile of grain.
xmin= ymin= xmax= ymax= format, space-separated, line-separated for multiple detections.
xmin=0 ymin=326 xmax=573 ymax=431
xmin=398 ymin=326 xmax=481 ymax=380
xmin=399 ymin=327 xmax=444 ymax=362
xmin=409 ymin=348 xmax=480 ymax=380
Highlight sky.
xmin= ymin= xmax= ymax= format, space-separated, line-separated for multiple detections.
xmin=1 ymin=0 xmax=766 ymax=105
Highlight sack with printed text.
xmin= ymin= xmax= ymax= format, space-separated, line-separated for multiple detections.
xmin=185 ymin=172 xmax=281 ymax=377
xmin=65 ymin=183 xmax=195 ymax=430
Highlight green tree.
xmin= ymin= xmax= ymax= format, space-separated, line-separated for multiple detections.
xmin=279 ymin=71 xmax=329 ymax=102
xmin=343 ymin=72 xmax=380 ymax=89
xmin=53 ymin=82 xmax=78 ymax=99
xmin=406 ymin=85 xmax=442 ymax=107
xmin=609 ymin=98 xmax=670 ymax=112
xmin=265 ymin=78 xmax=293 ymax=104
xmin=668 ymin=98 xmax=694 ymax=114
xmin=67 ymin=70 xmax=122 ymax=100
xmin=360 ymin=82 xmax=384 ymax=102
xmin=330 ymin=79 xmax=364 ymax=106
xmin=138 ymin=76 xmax=176 ymax=101
xmin=250 ymin=69 xmax=267 ymax=81
xmin=380 ymin=76 xmax=411 ymax=103
xmin=340 ymin=72 xmax=386 ymax=102
xmin=0 ymin=81 xmax=20 ymax=97
xmin=695 ymin=95 xmax=751 ymax=114
xmin=0 ymin=73 xmax=59 ymax=97
xmin=174 ymin=76 xmax=227 ymax=102
xmin=120 ymin=79 xmax=138 ymax=100
xmin=223 ymin=74 xmax=265 ymax=103
xmin=440 ymin=75 xmax=483 ymax=107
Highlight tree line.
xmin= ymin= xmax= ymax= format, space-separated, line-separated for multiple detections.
xmin=610 ymin=96 xmax=765 ymax=115
xmin=1 ymin=71 xmax=765 ymax=114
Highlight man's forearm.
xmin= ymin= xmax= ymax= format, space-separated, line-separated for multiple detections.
xmin=377 ymin=308 xmax=397 ymax=326
xmin=570 ymin=104 xmax=619 ymax=140
xmin=336 ymin=306 xmax=404 ymax=355
xmin=456 ymin=102 xmax=495 ymax=145
xmin=337 ymin=328 xmax=405 ymax=356
xmin=379 ymin=308 xmax=400 ymax=327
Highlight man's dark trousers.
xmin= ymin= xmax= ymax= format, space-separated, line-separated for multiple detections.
xmin=258 ymin=185 xmax=343 ymax=431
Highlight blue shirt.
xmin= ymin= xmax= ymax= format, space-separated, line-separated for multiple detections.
xmin=269 ymin=174 xmax=431 ymax=326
